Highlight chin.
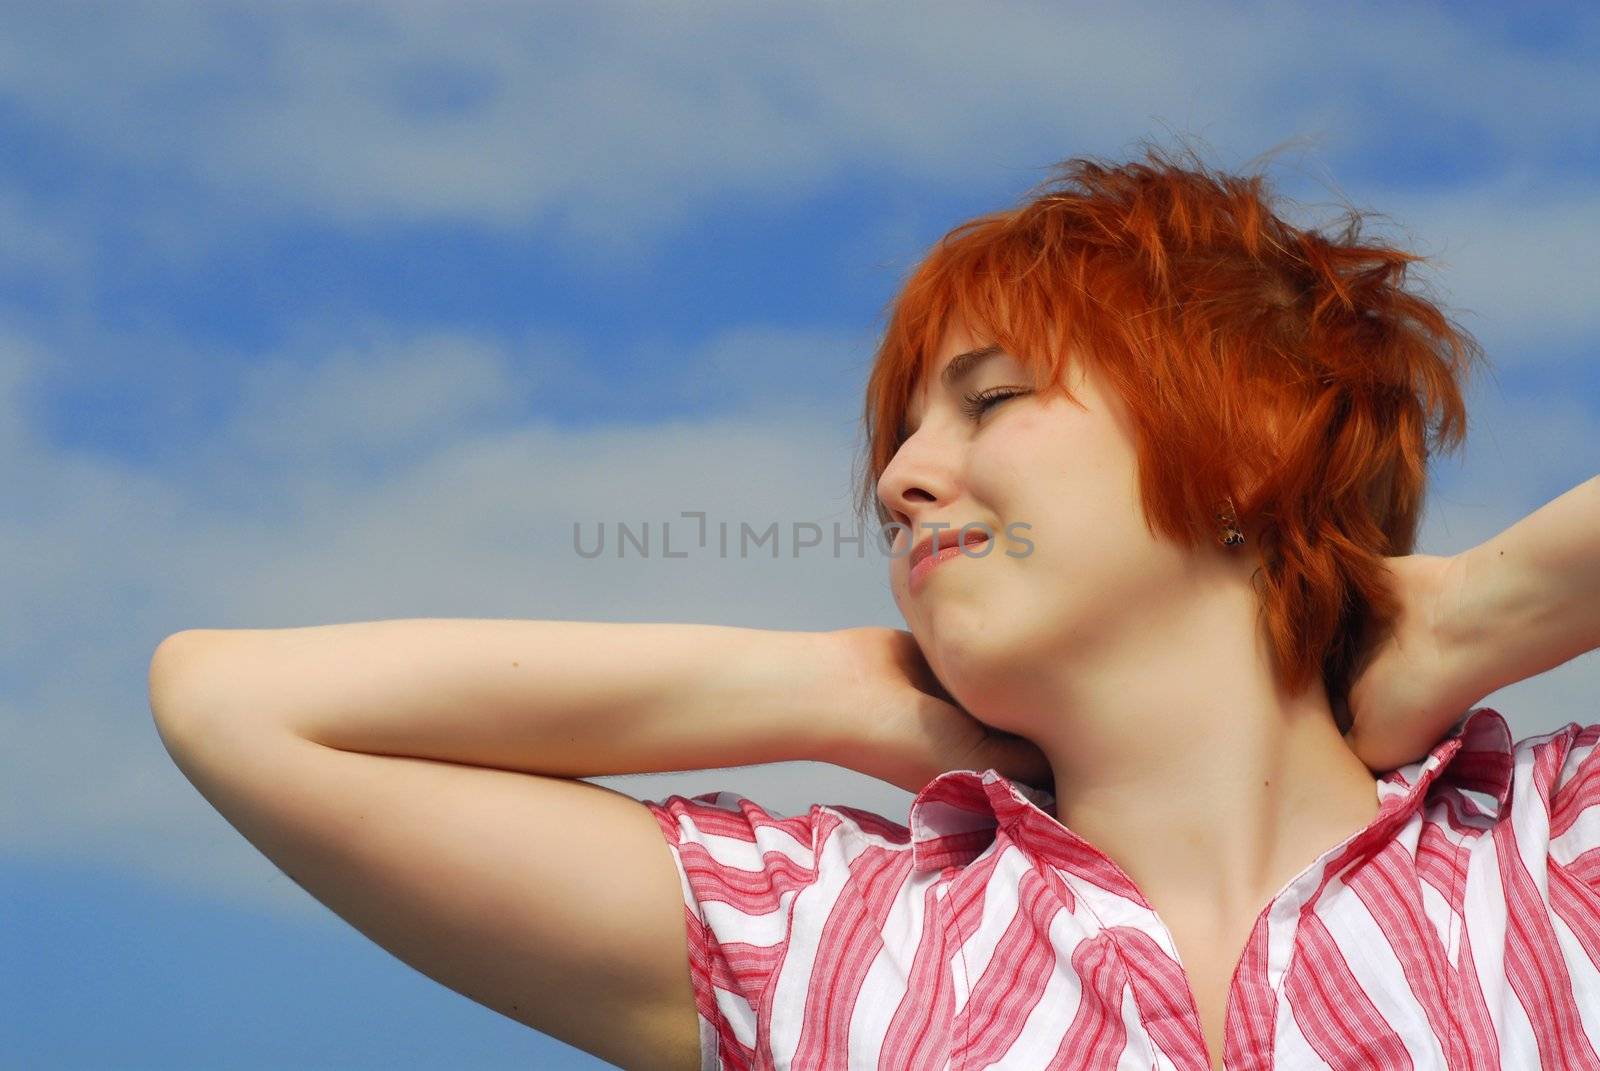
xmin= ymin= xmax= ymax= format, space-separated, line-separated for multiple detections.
xmin=934 ymin=605 xmax=1062 ymax=723
xmin=924 ymin=587 xmax=1015 ymax=644
xmin=923 ymin=611 xmax=1034 ymax=725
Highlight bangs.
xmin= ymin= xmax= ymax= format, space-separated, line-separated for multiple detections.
xmin=851 ymin=141 xmax=1486 ymax=725
xmin=856 ymin=213 xmax=1083 ymax=530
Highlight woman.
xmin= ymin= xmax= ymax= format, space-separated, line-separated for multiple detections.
xmin=645 ymin=146 xmax=1599 ymax=1070
xmin=150 ymin=144 xmax=1600 ymax=1071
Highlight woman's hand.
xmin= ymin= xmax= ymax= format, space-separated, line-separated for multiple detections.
xmin=1341 ymin=552 xmax=1485 ymax=773
xmin=824 ymin=626 xmax=1054 ymax=797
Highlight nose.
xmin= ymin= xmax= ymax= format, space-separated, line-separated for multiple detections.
xmin=876 ymin=430 xmax=957 ymax=550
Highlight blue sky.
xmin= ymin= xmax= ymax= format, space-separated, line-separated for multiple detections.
xmin=5 ymin=2 xmax=1599 ymax=1067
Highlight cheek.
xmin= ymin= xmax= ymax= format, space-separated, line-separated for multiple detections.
xmin=966 ymin=424 xmax=1042 ymax=498
xmin=982 ymin=408 xmax=1080 ymax=475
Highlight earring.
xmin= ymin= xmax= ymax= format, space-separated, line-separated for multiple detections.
xmin=1216 ymin=496 xmax=1245 ymax=547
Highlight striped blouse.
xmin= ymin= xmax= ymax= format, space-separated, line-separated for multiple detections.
xmin=643 ymin=706 xmax=1600 ymax=1069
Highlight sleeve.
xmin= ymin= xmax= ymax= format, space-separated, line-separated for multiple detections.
xmin=641 ymin=790 xmax=823 ymax=1071
xmin=1547 ymin=722 xmax=1600 ymax=893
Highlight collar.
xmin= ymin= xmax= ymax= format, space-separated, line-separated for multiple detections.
xmin=907 ymin=706 xmax=1516 ymax=878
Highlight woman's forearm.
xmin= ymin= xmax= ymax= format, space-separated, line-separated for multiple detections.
xmin=1446 ymin=474 xmax=1600 ymax=702
xmin=148 ymin=619 xmax=851 ymax=778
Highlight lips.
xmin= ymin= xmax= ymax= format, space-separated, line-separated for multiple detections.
xmin=909 ymin=527 xmax=991 ymax=571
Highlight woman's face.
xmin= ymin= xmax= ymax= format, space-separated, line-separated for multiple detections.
xmin=877 ymin=318 xmax=1195 ymax=727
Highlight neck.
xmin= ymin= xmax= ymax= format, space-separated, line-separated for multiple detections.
xmin=1009 ymin=582 xmax=1382 ymax=921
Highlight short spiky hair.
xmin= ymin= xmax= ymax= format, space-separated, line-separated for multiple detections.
xmin=853 ymin=142 xmax=1488 ymax=733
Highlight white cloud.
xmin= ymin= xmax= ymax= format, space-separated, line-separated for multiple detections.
xmin=0 ymin=316 xmax=898 ymax=917
xmin=1351 ymin=176 xmax=1600 ymax=359
xmin=229 ymin=324 xmax=528 ymax=462
xmin=2 ymin=1 xmax=1597 ymax=922
xmin=2 ymin=311 xmax=1597 ymax=919
xmin=0 ymin=185 xmax=94 ymax=284
xmin=1 ymin=3 xmax=1594 ymax=250
xmin=0 ymin=3 xmax=1593 ymax=350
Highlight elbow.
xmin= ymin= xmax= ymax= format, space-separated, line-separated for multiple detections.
xmin=148 ymin=629 xmax=223 ymax=732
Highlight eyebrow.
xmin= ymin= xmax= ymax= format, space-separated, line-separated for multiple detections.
xmin=898 ymin=343 xmax=1007 ymax=440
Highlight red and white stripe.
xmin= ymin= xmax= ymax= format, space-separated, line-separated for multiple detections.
xmin=644 ymin=707 xmax=1600 ymax=1069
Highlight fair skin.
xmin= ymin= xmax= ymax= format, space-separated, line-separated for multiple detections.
xmin=876 ymin=317 xmax=1382 ymax=933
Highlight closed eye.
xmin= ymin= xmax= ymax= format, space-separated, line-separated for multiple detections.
xmin=894 ymin=386 xmax=1032 ymax=449
xmin=960 ymin=387 xmax=1030 ymax=420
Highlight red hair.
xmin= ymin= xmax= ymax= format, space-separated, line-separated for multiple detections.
xmin=853 ymin=142 xmax=1488 ymax=733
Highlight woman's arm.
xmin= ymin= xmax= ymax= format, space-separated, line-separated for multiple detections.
xmin=1444 ymin=473 xmax=1600 ymax=703
xmin=1343 ymin=474 xmax=1600 ymax=773
xmin=149 ymin=619 xmax=852 ymax=778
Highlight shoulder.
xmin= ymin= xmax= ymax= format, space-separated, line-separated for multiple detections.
xmin=1484 ymin=717 xmax=1600 ymax=812
xmin=638 ymin=790 xmax=927 ymax=1066
xmin=642 ymin=791 xmax=919 ymax=906
xmin=644 ymin=790 xmax=823 ymax=870
xmin=1455 ymin=716 xmax=1600 ymax=875
xmin=644 ymin=790 xmax=914 ymax=850
xmin=1528 ymin=720 xmax=1600 ymax=845
xmin=1391 ymin=709 xmax=1600 ymax=861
